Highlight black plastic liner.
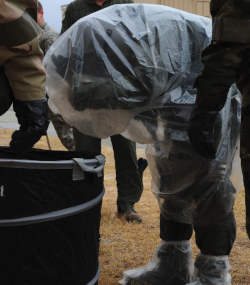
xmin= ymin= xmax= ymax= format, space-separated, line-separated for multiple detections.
xmin=0 ymin=147 xmax=104 ymax=285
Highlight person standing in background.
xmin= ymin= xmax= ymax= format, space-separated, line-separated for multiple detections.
xmin=37 ymin=1 xmax=75 ymax=151
xmin=61 ymin=0 xmax=144 ymax=223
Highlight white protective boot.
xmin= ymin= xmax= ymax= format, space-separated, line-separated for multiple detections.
xmin=119 ymin=240 xmax=194 ymax=285
xmin=187 ymin=252 xmax=231 ymax=285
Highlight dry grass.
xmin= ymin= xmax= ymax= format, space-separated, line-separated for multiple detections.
xmin=1 ymin=129 xmax=249 ymax=285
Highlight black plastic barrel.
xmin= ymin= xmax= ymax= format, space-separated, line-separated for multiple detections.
xmin=0 ymin=147 xmax=105 ymax=285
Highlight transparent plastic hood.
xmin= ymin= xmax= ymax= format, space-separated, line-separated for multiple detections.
xmin=45 ymin=4 xmax=211 ymax=138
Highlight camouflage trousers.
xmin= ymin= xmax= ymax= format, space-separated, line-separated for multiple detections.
xmin=195 ymin=41 xmax=250 ymax=239
xmin=48 ymin=109 xmax=75 ymax=151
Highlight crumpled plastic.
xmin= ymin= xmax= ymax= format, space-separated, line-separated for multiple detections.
xmin=188 ymin=103 xmax=222 ymax=160
xmin=45 ymin=4 xmax=242 ymax=226
xmin=119 ymin=240 xmax=194 ymax=285
xmin=187 ymin=253 xmax=232 ymax=285
xmin=143 ymin=86 xmax=242 ymax=226
xmin=45 ymin=4 xmax=211 ymax=138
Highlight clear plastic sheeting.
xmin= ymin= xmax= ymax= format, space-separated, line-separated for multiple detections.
xmin=187 ymin=253 xmax=232 ymax=285
xmin=45 ymin=4 xmax=242 ymax=226
xmin=45 ymin=4 xmax=212 ymax=138
xmin=145 ymin=86 xmax=241 ymax=226
xmin=119 ymin=240 xmax=194 ymax=285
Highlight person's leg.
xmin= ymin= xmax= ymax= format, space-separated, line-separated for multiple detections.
xmin=239 ymin=80 xmax=250 ymax=239
xmin=0 ymin=66 xmax=13 ymax=116
xmin=48 ymin=109 xmax=75 ymax=151
xmin=121 ymin=216 xmax=194 ymax=285
xmin=73 ymin=127 xmax=101 ymax=153
xmin=111 ymin=134 xmax=143 ymax=221
xmin=160 ymin=215 xmax=193 ymax=242
xmin=191 ymin=210 xmax=236 ymax=285
xmin=1 ymin=33 xmax=49 ymax=155
xmin=241 ymin=159 xmax=250 ymax=239
xmin=10 ymin=97 xmax=49 ymax=155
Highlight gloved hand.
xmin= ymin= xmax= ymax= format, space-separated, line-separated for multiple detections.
xmin=10 ymin=98 xmax=50 ymax=156
xmin=188 ymin=104 xmax=221 ymax=160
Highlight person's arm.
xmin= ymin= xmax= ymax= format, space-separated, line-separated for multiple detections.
xmin=61 ymin=4 xmax=73 ymax=34
xmin=40 ymin=29 xmax=59 ymax=55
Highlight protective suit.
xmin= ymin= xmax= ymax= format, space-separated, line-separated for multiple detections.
xmin=0 ymin=0 xmax=49 ymax=155
xmin=45 ymin=4 xmax=242 ymax=284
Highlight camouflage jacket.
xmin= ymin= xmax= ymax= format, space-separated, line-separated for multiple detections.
xmin=211 ymin=0 xmax=250 ymax=43
xmin=61 ymin=0 xmax=134 ymax=34
xmin=0 ymin=0 xmax=46 ymax=101
xmin=39 ymin=22 xmax=59 ymax=55
xmin=0 ymin=0 xmax=41 ymax=48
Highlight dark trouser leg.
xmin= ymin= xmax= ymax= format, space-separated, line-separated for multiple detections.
xmin=159 ymin=212 xmax=235 ymax=285
xmin=10 ymin=98 xmax=49 ymax=156
xmin=0 ymin=66 xmax=13 ymax=116
xmin=241 ymin=160 xmax=250 ymax=239
xmin=240 ymin=81 xmax=250 ymax=239
xmin=111 ymin=134 xmax=143 ymax=212
xmin=160 ymin=214 xmax=193 ymax=241
xmin=160 ymin=209 xmax=236 ymax=255
xmin=191 ymin=211 xmax=236 ymax=285
xmin=73 ymin=127 xmax=101 ymax=153
xmin=194 ymin=210 xmax=236 ymax=256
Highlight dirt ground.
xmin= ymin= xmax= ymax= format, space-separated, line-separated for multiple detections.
xmin=1 ymin=129 xmax=249 ymax=285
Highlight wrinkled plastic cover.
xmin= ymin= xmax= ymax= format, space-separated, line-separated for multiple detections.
xmin=45 ymin=4 xmax=211 ymax=138
xmin=189 ymin=253 xmax=232 ymax=285
xmin=119 ymin=240 xmax=194 ymax=284
xmin=143 ymin=85 xmax=242 ymax=226
xmin=45 ymin=4 xmax=242 ymax=226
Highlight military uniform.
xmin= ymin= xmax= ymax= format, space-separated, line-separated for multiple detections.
xmin=39 ymin=22 xmax=59 ymax=54
xmin=62 ymin=0 xmax=143 ymax=219
xmin=188 ymin=0 xmax=250 ymax=240
xmin=61 ymin=0 xmax=134 ymax=34
xmin=0 ymin=0 xmax=49 ymax=155
xmin=0 ymin=0 xmax=46 ymax=101
xmin=39 ymin=22 xmax=75 ymax=151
